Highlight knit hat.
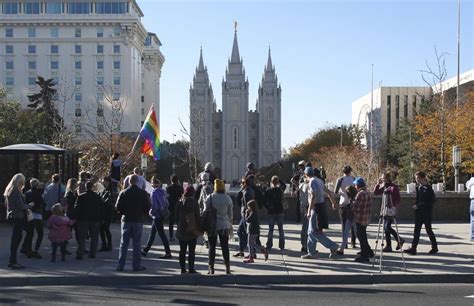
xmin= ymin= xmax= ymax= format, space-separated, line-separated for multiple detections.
xmin=214 ymin=179 xmax=225 ymax=192
xmin=184 ymin=186 xmax=195 ymax=197
xmin=304 ymin=167 xmax=314 ymax=176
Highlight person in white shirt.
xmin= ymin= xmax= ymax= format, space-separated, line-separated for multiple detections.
xmin=466 ymin=176 xmax=474 ymax=241
xmin=123 ymin=167 xmax=147 ymax=190
xmin=334 ymin=166 xmax=356 ymax=253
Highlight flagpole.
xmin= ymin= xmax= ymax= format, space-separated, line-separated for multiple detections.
xmin=124 ymin=104 xmax=155 ymax=165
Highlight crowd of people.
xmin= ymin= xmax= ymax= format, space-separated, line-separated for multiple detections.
xmin=4 ymin=154 xmax=472 ymax=273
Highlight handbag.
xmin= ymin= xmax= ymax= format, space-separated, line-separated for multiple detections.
xmin=185 ymin=212 xmax=202 ymax=237
xmin=200 ymin=194 xmax=217 ymax=234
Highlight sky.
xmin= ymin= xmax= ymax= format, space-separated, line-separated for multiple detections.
xmin=137 ymin=0 xmax=473 ymax=150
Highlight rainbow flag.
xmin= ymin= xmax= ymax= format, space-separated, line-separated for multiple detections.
xmin=139 ymin=105 xmax=160 ymax=160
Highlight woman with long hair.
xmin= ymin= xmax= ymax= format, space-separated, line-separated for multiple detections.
xmin=4 ymin=173 xmax=30 ymax=269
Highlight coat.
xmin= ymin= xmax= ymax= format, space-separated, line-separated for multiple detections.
xmin=5 ymin=188 xmax=29 ymax=220
xmin=47 ymin=215 xmax=74 ymax=243
xmin=176 ymin=197 xmax=201 ymax=241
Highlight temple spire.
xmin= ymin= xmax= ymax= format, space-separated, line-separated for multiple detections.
xmin=230 ymin=26 xmax=240 ymax=64
xmin=197 ymin=46 xmax=205 ymax=71
xmin=266 ymin=46 xmax=273 ymax=71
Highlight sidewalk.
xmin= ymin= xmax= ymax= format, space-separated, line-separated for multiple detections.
xmin=0 ymin=221 xmax=472 ymax=286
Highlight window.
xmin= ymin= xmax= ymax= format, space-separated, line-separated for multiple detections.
xmin=97 ymin=106 xmax=104 ymax=117
xmin=28 ymin=77 xmax=36 ymax=86
xmin=28 ymin=28 xmax=36 ymax=38
xmin=68 ymin=2 xmax=90 ymax=14
xmin=96 ymin=76 xmax=104 ymax=86
xmin=141 ymin=108 xmax=145 ymax=116
xmin=52 ymin=77 xmax=59 ymax=85
xmin=75 ymin=28 xmax=81 ymax=38
xmin=46 ymin=2 xmax=61 ymax=14
xmin=97 ymin=123 xmax=104 ymax=132
xmin=96 ymin=92 xmax=103 ymax=102
xmin=113 ymin=77 xmax=120 ymax=85
xmin=96 ymin=2 xmax=127 ymax=14
xmin=113 ymin=92 xmax=120 ymax=100
xmin=75 ymin=124 xmax=81 ymax=133
xmin=50 ymin=45 xmax=59 ymax=54
xmin=28 ymin=45 xmax=36 ymax=54
xmin=75 ymin=108 xmax=81 ymax=117
xmin=75 ymin=60 xmax=81 ymax=69
xmin=28 ymin=60 xmax=36 ymax=69
xmin=50 ymin=28 xmax=59 ymax=38
xmin=75 ymin=92 xmax=81 ymax=102
xmin=412 ymin=95 xmax=417 ymax=116
xmin=4 ymin=2 xmax=19 ymax=14
xmin=113 ymin=27 xmax=121 ymax=36
xmin=113 ymin=61 xmax=120 ymax=69
xmin=25 ymin=2 xmax=41 ymax=14
xmin=51 ymin=61 xmax=59 ymax=70
xmin=75 ymin=45 xmax=81 ymax=54
xmin=404 ymin=95 xmax=408 ymax=118
xmin=6 ymin=77 xmax=14 ymax=86
xmin=97 ymin=61 xmax=104 ymax=69
xmin=233 ymin=127 xmax=239 ymax=150
xmin=6 ymin=61 xmax=14 ymax=70
xmin=113 ymin=45 xmax=120 ymax=54
xmin=5 ymin=28 xmax=13 ymax=38
xmin=75 ymin=76 xmax=81 ymax=86
xmin=5 ymin=45 xmax=13 ymax=54
xmin=96 ymin=28 xmax=103 ymax=37
xmin=395 ymin=95 xmax=400 ymax=128
xmin=386 ymin=95 xmax=391 ymax=138
xmin=141 ymin=96 xmax=144 ymax=103
xmin=97 ymin=45 xmax=104 ymax=54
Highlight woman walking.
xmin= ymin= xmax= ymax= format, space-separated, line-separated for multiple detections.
xmin=4 ymin=173 xmax=30 ymax=269
xmin=99 ymin=176 xmax=114 ymax=252
xmin=176 ymin=186 xmax=201 ymax=274
xmin=22 ymin=178 xmax=45 ymax=259
xmin=142 ymin=177 xmax=172 ymax=259
xmin=205 ymin=179 xmax=233 ymax=274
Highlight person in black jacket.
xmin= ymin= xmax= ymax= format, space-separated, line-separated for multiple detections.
xmin=115 ymin=175 xmax=151 ymax=272
xmin=404 ymin=171 xmax=438 ymax=255
xmin=22 ymin=178 xmax=45 ymax=259
xmin=166 ymin=174 xmax=183 ymax=241
xmin=265 ymin=176 xmax=286 ymax=251
xmin=98 ymin=176 xmax=114 ymax=252
xmin=73 ymin=181 xmax=104 ymax=260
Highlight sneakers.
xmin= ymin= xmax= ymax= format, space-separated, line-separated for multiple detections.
xmin=404 ymin=247 xmax=417 ymax=255
xmin=160 ymin=253 xmax=172 ymax=259
xmin=329 ymin=249 xmax=339 ymax=260
xmin=354 ymin=255 xmax=370 ymax=263
xmin=301 ymin=254 xmax=315 ymax=259
xmin=428 ymin=247 xmax=439 ymax=255
xmin=141 ymin=250 xmax=148 ymax=257
xmin=336 ymin=250 xmax=344 ymax=256
xmin=243 ymin=257 xmax=254 ymax=263
xmin=233 ymin=252 xmax=245 ymax=258
xmin=396 ymin=239 xmax=405 ymax=250
xmin=189 ymin=270 xmax=199 ymax=274
xmin=8 ymin=263 xmax=25 ymax=270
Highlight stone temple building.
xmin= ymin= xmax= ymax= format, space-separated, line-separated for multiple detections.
xmin=190 ymin=29 xmax=281 ymax=182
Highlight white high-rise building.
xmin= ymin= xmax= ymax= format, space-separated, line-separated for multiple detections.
xmin=190 ymin=29 xmax=282 ymax=182
xmin=0 ymin=0 xmax=164 ymax=135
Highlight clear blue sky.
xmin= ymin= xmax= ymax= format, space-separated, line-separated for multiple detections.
xmin=138 ymin=0 xmax=473 ymax=150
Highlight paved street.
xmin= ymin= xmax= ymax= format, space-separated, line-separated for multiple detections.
xmin=0 ymin=284 xmax=472 ymax=305
xmin=0 ymin=221 xmax=472 ymax=286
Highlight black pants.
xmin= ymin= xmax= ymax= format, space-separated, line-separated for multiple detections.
xmin=22 ymin=219 xmax=44 ymax=253
xmin=208 ymin=230 xmax=230 ymax=266
xmin=384 ymin=217 xmax=401 ymax=247
xmin=100 ymin=220 xmax=112 ymax=248
xmin=143 ymin=218 xmax=171 ymax=254
xmin=412 ymin=209 xmax=437 ymax=248
xmin=169 ymin=204 xmax=176 ymax=239
xmin=356 ymin=223 xmax=372 ymax=258
xmin=295 ymin=198 xmax=301 ymax=223
xmin=10 ymin=218 xmax=26 ymax=264
xmin=77 ymin=221 xmax=99 ymax=257
xmin=179 ymin=239 xmax=197 ymax=272
xmin=51 ymin=241 xmax=67 ymax=256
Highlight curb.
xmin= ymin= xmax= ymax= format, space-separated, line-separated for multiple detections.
xmin=1 ymin=273 xmax=473 ymax=287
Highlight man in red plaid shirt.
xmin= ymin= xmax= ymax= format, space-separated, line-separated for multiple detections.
xmin=352 ymin=177 xmax=374 ymax=262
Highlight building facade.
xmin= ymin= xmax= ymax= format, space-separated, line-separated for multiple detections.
xmin=190 ymin=30 xmax=282 ymax=182
xmin=0 ymin=0 xmax=164 ymax=135
xmin=352 ymin=69 xmax=473 ymax=149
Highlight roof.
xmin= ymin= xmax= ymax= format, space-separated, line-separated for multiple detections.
xmin=0 ymin=144 xmax=65 ymax=154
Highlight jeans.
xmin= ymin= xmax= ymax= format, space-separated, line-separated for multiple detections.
xmin=143 ymin=218 xmax=171 ymax=254
xmin=384 ymin=216 xmax=401 ymax=247
xmin=470 ymin=199 xmax=474 ymax=241
xmin=339 ymin=206 xmax=356 ymax=249
xmin=237 ymin=217 xmax=248 ymax=252
xmin=307 ymin=211 xmax=337 ymax=256
xmin=300 ymin=212 xmax=309 ymax=249
xmin=179 ymin=239 xmax=197 ymax=272
xmin=266 ymin=214 xmax=285 ymax=250
xmin=9 ymin=218 xmax=26 ymax=264
xmin=356 ymin=222 xmax=372 ymax=258
xmin=99 ymin=220 xmax=112 ymax=248
xmin=208 ymin=230 xmax=230 ymax=266
xmin=248 ymin=233 xmax=264 ymax=258
xmin=77 ymin=221 xmax=99 ymax=257
xmin=22 ymin=219 xmax=44 ymax=253
xmin=118 ymin=222 xmax=143 ymax=270
xmin=51 ymin=241 xmax=67 ymax=256
xmin=411 ymin=209 xmax=437 ymax=248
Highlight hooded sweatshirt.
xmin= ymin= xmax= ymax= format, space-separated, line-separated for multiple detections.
xmin=150 ymin=188 xmax=168 ymax=219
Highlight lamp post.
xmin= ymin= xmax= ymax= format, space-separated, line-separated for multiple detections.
xmin=141 ymin=153 xmax=148 ymax=178
xmin=337 ymin=125 xmax=343 ymax=146
xmin=452 ymin=146 xmax=461 ymax=191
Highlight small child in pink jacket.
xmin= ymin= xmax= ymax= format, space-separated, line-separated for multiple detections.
xmin=47 ymin=203 xmax=75 ymax=262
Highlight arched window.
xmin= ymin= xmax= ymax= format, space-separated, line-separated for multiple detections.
xmin=233 ymin=126 xmax=239 ymax=150
xmin=267 ymin=107 xmax=273 ymax=120
xmin=267 ymin=138 xmax=273 ymax=150
xmin=267 ymin=123 xmax=273 ymax=135
xmin=232 ymin=102 xmax=240 ymax=120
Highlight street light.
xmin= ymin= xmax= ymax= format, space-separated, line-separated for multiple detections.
xmin=141 ymin=153 xmax=148 ymax=178
xmin=452 ymin=146 xmax=461 ymax=191
xmin=337 ymin=125 xmax=343 ymax=146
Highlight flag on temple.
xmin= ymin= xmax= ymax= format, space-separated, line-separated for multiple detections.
xmin=139 ymin=105 xmax=160 ymax=160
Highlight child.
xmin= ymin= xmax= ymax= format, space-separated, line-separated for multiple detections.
xmin=47 ymin=203 xmax=74 ymax=262
xmin=244 ymin=200 xmax=268 ymax=263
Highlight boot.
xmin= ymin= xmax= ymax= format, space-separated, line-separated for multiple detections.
xmin=106 ymin=243 xmax=113 ymax=252
xmin=207 ymin=265 xmax=215 ymax=275
xmin=225 ymin=262 xmax=231 ymax=275
xmin=98 ymin=244 xmax=108 ymax=252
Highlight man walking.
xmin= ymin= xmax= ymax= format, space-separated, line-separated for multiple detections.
xmin=334 ymin=165 xmax=356 ymax=251
xmin=74 ymin=181 xmax=104 ymax=260
xmin=352 ymin=177 xmax=374 ymax=263
xmin=116 ymin=175 xmax=151 ymax=271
